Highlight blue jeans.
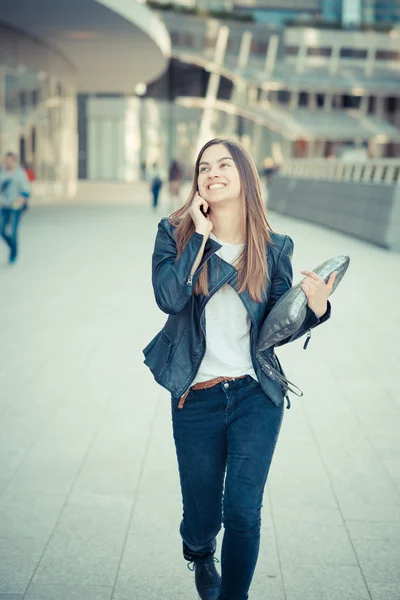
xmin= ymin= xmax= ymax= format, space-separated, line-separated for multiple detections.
xmin=152 ymin=185 xmax=161 ymax=208
xmin=0 ymin=207 xmax=22 ymax=261
xmin=171 ymin=376 xmax=284 ymax=600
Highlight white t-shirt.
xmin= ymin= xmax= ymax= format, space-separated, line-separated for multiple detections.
xmin=192 ymin=233 xmax=258 ymax=385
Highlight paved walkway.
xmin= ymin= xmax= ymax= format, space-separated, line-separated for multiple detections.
xmin=0 ymin=184 xmax=399 ymax=600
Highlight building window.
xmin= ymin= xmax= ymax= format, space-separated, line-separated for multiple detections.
xmin=19 ymin=90 xmax=26 ymax=110
xmin=285 ymin=45 xmax=299 ymax=56
xmin=251 ymin=40 xmax=268 ymax=56
xmin=386 ymin=97 xmax=397 ymax=113
xmin=342 ymin=95 xmax=361 ymax=109
xmin=376 ymin=50 xmax=400 ymax=61
xmin=367 ymin=96 xmax=375 ymax=114
xmin=340 ymin=48 xmax=368 ymax=59
xmin=299 ymin=91 xmax=309 ymax=107
xmin=170 ymin=32 xmax=194 ymax=47
xmin=307 ymin=47 xmax=332 ymax=57
xmin=316 ymin=93 xmax=325 ymax=107
xmin=277 ymin=90 xmax=290 ymax=104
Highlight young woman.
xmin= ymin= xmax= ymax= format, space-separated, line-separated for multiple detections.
xmin=143 ymin=139 xmax=335 ymax=600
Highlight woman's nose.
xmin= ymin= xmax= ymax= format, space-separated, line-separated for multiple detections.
xmin=208 ymin=166 xmax=220 ymax=177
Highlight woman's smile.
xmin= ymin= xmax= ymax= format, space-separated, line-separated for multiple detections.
xmin=208 ymin=182 xmax=226 ymax=190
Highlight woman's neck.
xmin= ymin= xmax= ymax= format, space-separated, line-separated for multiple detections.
xmin=210 ymin=204 xmax=243 ymax=245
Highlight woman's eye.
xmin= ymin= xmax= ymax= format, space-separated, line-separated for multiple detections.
xmin=221 ymin=163 xmax=230 ymax=168
xmin=199 ymin=167 xmax=208 ymax=173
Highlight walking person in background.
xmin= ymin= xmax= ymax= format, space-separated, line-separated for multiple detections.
xmin=21 ymin=162 xmax=36 ymax=214
xmin=168 ymin=159 xmax=183 ymax=212
xmin=143 ymin=138 xmax=334 ymax=599
xmin=22 ymin=161 xmax=36 ymax=184
xmin=263 ymin=156 xmax=279 ymax=207
xmin=149 ymin=162 xmax=163 ymax=211
xmin=0 ymin=152 xmax=31 ymax=264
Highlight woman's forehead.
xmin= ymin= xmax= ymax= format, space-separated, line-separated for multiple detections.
xmin=200 ymin=144 xmax=232 ymax=163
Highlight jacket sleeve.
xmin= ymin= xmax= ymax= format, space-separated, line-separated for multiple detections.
xmin=265 ymin=235 xmax=331 ymax=348
xmin=152 ymin=219 xmax=205 ymax=315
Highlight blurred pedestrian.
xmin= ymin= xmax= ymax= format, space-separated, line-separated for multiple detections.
xmin=143 ymin=138 xmax=333 ymax=599
xmin=140 ymin=161 xmax=147 ymax=181
xmin=149 ymin=162 xmax=163 ymax=211
xmin=23 ymin=161 xmax=36 ymax=183
xmin=168 ymin=159 xmax=183 ymax=212
xmin=263 ymin=156 xmax=279 ymax=206
xmin=21 ymin=162 xmax=36 ymax=214
xmin=0 ymin=152 xmax=31 ymax=264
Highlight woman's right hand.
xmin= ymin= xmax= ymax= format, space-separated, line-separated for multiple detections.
xmin=189 ymin=193 xmax=213 ymax=236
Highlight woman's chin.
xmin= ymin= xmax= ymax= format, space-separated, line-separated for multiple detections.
xmin=205 ymin=194 xmax=228 ymax=205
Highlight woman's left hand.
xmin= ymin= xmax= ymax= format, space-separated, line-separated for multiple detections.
xmin=300 ymin=270 xmax=338 ymax=319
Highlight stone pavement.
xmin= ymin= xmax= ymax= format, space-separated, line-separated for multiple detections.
xmin=0 ymin=182 xmax=400 ymax=600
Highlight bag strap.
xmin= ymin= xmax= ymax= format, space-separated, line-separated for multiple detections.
xmin=256 ymin=354 xmax=304 ymax=398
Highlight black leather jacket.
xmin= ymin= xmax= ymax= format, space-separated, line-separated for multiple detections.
xmin=143 ymin=218 xmax=331 ymax=407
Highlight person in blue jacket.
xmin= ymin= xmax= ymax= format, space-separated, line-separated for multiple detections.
xmin=0 ymin=152 xmax=31 ymax=263
xmin=143 ymin=139 xmax=335 ymax=600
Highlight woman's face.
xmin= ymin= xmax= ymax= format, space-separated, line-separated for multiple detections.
xmin=197 ymin=144 xmax=241 ymax=206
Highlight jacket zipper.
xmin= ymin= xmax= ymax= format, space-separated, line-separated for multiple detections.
xmin=237 ymin=295 xmax=292 ymax=408
xmin=303 ymin=328 xmax=312 ymax=350
xmin=187 ymin=246 xmax=220 ymax=287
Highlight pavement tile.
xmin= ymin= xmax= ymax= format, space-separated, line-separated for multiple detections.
xmin=0 ymin=536 xmax=45 ymax=594
xmin=0 ymin=491 xmax=65 ymax=540
xmin=32 ymin=494 xmax=133 ymax=586
xmin=282 ymin=565 xmax=370 ymax=600
xmin=351 ymin=538 xmax=400 ymax=584
xmin=113 ymin=531 xmax=195 ymax=599
xmin=269 ymin=475 xmax=338 ymax=510
xmin=340 ymin=502 xmax=400 ymax=522
xmin=275 ymin=518 xmax=358 ymax=567
xmin=346 ymin=520 xmax=400 ymax=541
xmin=367 ymin=582 xmax=400 ymax=600
xmin=24 ymin=585 xmax=112 ymax=600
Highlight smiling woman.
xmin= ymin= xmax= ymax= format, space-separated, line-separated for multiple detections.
xmin=171 ymin=138 xmax=273 ymax=301
xmin=144 ymin=137 xmax=333 ymax=600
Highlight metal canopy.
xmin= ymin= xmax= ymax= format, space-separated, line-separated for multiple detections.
xmin=0 ymin=0 xmax=170 ymax=92
xmin=177 ymin=96 xmax=400 ymax=142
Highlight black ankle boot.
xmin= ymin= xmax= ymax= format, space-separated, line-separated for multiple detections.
xmin=188 ymin=554 xmax=221 ymax=600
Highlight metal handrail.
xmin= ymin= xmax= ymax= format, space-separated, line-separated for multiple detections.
xmin=281 ymin=159 xmax=400 ymax=184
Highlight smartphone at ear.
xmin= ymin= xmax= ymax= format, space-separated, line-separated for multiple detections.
xmin=200 ymin=204 xmax=209 ymax=216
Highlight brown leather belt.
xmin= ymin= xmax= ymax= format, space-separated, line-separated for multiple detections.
xmin=178 ymin=375 xmax=246 ymax=409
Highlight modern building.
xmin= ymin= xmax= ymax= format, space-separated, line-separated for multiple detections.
xmin=0 ymin=0 xmax=170 ymax=198
xmin=174 ymin=0 xmax=400 ymax=26
xmin=98 ymin=7 xmax=398 ymax=178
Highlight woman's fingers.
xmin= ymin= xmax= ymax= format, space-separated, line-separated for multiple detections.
xmin=326 ymin=271 xmax=338 ymax=293
xmin=192 ymin=194 xmax=209 ymax=213
xmin=301 ymin=270 xmax=338 ymax=291
xmin=300 ymin=270 xmax=321 ymax=282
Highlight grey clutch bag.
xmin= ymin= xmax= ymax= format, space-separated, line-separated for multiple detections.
xmin=257 ymin=255 xmax=350 ymax=352
xmin=256 ymin=255 xmax=350 ymax=399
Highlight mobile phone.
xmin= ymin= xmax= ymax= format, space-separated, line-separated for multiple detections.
xmin=200 ymin=205 xmax=209 ymax=216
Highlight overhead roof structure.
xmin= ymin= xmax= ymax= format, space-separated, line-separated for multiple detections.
xmin=177 ymin=96 xmax=400 ymax=142
xmin=177 ymin=51 xmax=400 ymax=95
xmin=0 ymin=0 xmax=170 ymax=92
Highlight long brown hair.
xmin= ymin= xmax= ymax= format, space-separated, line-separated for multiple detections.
xmin=169 ymin=138 xmax=274 ymax=302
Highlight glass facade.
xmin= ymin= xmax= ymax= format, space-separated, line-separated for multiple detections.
xmin=0 ymin=23 xmax=77 ymax=200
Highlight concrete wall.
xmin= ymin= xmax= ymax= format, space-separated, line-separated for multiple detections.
xmin=268 ymin=176 xmax=400 ymax=252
